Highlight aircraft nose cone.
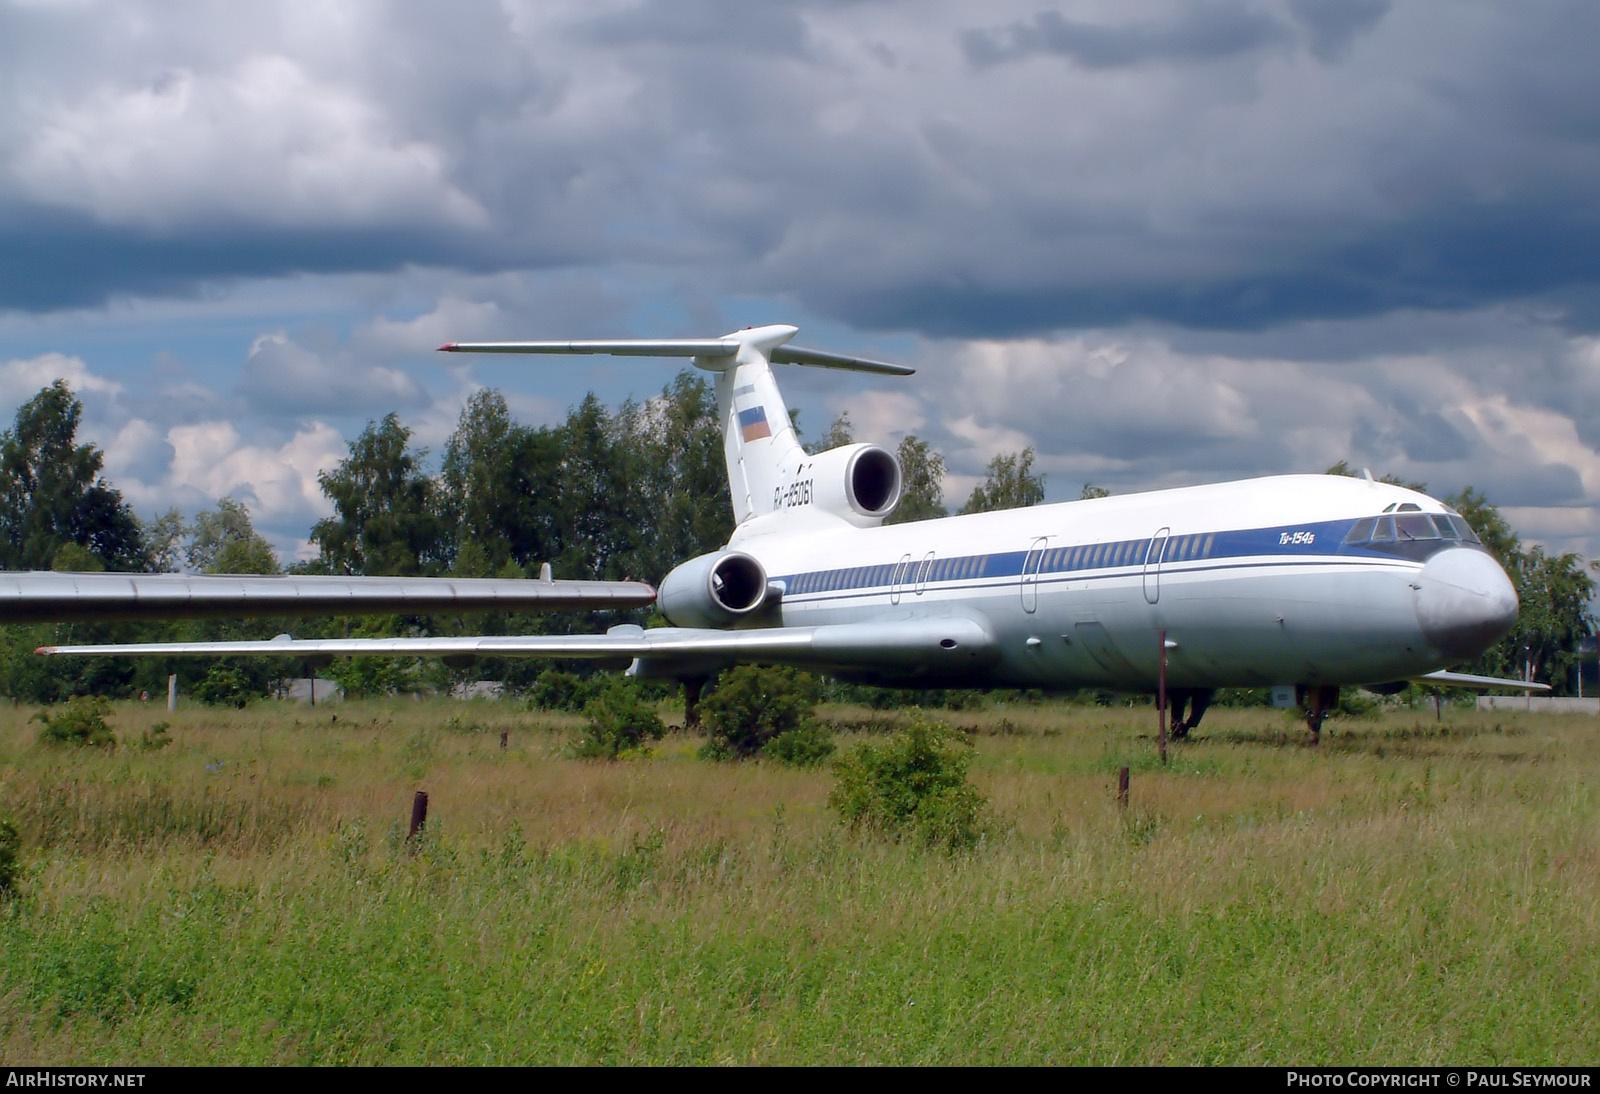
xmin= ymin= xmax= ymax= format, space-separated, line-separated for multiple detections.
xmin=1414 ymin=548 xmax=1518 ymax=660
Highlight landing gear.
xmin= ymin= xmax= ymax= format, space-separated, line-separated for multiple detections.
xmin=1168 ymin=688 xmax=1214 ymax=740
xmin=1296 ymin=684 xmax=1340 ymax=742
xmin=681 ymin=675 xmax=710 ymax=731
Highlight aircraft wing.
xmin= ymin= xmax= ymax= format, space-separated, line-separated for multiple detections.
xmin=0 ymin=571 xmax=655 ymax=624
xmin=37 ymin=617 xmax=998 ymax=674
xmin=1412 ymin=670 xmax=1552 ymax=692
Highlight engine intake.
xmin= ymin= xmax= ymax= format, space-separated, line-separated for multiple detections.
xmin=806 ymin=443 xmax=902 ymax=526
xmin=658 ymin=551 xmax=770 ymax=628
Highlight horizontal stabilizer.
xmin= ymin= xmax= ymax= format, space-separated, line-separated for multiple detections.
xmin=439 ymin=339 xmax=737 ymax=358
xmin=38 ymin=617 xmax=997 ymax=674
xmin=0 ymin=571 xmax=654 ymax=624
xmin=439 ymin=337 xmax=913 ymax=375
xmin=769 ymin=346 xmax=915 ymax=375
xmin=1412 ymin=670 xmax=1552 ymax=692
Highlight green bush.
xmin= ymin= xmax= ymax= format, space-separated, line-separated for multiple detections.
xmin=139 ymin=721 xmax=172 ymax=751
xmin=193 ymin=663 xmax=258 ymax=708
xmin=575 ymin=680 xmax=666 ymax=759
xmin=698 ymin=665 xmax=822 ymax=760
xmin=33 ymin=695 xmax=115 ymax=748
xmin=0 ymin=816 xmax=19 ymax=895
xmin=828 ymin=715 xmax=988 ymax=851
xmin=529 ymin=668 xmax=604 ymax=712
xmin=765 ymin=722 xmax=837 ymax=768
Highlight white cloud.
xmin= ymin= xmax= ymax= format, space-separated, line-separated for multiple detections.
xmin=102 ymin=417 xmax=168 ymax=493
xmin=163 ymin=419 xmax=343 ymax=528
xmin=361 ymin=297 xmax=504 ymax=357
xmin=0 ymin=352 xmax=122 ymax=407
xmin=904 ymin=324 xmax=1600 ymax=529
xmin=11 ymin=54 xmax=487 ymax=230
xmin=236 ymin=331 xmax=428 ymax=417
xmin=834 ymin=390 xmax=925 ymax=445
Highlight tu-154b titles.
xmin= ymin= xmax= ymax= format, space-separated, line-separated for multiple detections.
xmin=32 ymin=324 xmax=1543 ymax=739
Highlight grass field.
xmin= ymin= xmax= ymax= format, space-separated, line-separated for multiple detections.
xmin=0 ymin=696 xmax=1595 ymax=1065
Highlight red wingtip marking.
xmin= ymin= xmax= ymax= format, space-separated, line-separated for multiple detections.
xmin=34 ymin=646 xmax=53 ymax=655
xmin=437 ymin=343 xmax=457 ymax=352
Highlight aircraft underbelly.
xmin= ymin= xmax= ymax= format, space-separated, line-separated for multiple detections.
xmin=780 ymin=558 xmax=1434 ymax=691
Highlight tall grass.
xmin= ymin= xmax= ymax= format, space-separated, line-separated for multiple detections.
xmin=0 ymin=698 xmax=1594 ymax=1064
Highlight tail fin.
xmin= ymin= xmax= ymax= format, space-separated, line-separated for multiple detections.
xmin=439 ymin=324 xmax=912 ymax=526
xmin=708 ymin=325 xmax=807 ymax=524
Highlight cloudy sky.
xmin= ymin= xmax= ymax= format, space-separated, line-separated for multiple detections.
xmin=3 ymin=0 xmax=1599 ymax=569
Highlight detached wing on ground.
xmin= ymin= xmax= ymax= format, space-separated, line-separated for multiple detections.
xmin=0 ymin=570 xmax=654 ymax=624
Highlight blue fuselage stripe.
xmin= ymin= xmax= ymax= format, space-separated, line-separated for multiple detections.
xmin=772 ymin=517 xmax=1445 ymax=603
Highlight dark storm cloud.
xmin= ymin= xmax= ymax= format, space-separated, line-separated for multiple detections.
xmin=5 ymin=0 xmax=1600 ymax=343
xmin=577 ymin=0 xmax=814 ymax=52
xmin=810 ymin=201 xmax=1600 ymax=338
xmin=961 ymin=4 xmax=1292 ymax=69
xmin=0 ymin=209 xmax=500 ymax=312
xmin=1286 ymin=0 xmax=1391 ymax=62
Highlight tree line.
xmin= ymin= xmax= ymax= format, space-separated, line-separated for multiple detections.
xmin=0 ymin=379 xmax=1592 ymax=701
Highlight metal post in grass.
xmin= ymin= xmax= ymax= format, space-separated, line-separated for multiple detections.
xmin=167 ymin=673 xmax=177 ymax=712
xmin=1157 ymin=630 xmax=1168 ymax=766
xmin=1117 ymin=766 xmax=1130 ymax=811
xmin=408 ymin=790 xmax=429 ymax=845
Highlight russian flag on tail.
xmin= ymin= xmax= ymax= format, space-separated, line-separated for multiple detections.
xmin=738 ymin=405 xmax=772 ymax=441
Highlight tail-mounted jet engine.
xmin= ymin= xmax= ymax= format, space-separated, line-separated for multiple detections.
xmin=659 ymin=550 xmax=770 ymax=628
xmin=803 ymin=443 xmax=902 ymax=526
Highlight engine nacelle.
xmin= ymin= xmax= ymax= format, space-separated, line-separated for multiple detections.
xmin=802 ymin=443 xmax=902 ymax=527
xmin=658 ymin=550 xmax=770 ymax=628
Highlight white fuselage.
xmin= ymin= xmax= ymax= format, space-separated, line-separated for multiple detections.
xmin=722 ymin=473 xmax=1517 ymax=691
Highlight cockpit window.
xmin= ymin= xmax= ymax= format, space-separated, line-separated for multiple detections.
xmin=1346 ymin=511 xmax=1482 ymax=548
xmin=1344 ymin=517 xmax=1376 ymax=544
xmin=1447 ymin=514 xmax=1481 ymax=544
xmin=1395 ymin=513 xmax=1438 ymax=541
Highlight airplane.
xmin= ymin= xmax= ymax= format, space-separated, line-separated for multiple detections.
xmin=35 ymin=323 xmax=1546 ymax=740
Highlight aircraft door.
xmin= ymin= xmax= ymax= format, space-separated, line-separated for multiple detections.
xmin=914 ymin=551 xmax=935 ymax=596
xmin=889 ymin=553 xmax=912 ymax=605
xmin=1021 ymin=537 xmax=1048 ymax=614
xmin=1142 ymin=527 xmax=1171 ymax=604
